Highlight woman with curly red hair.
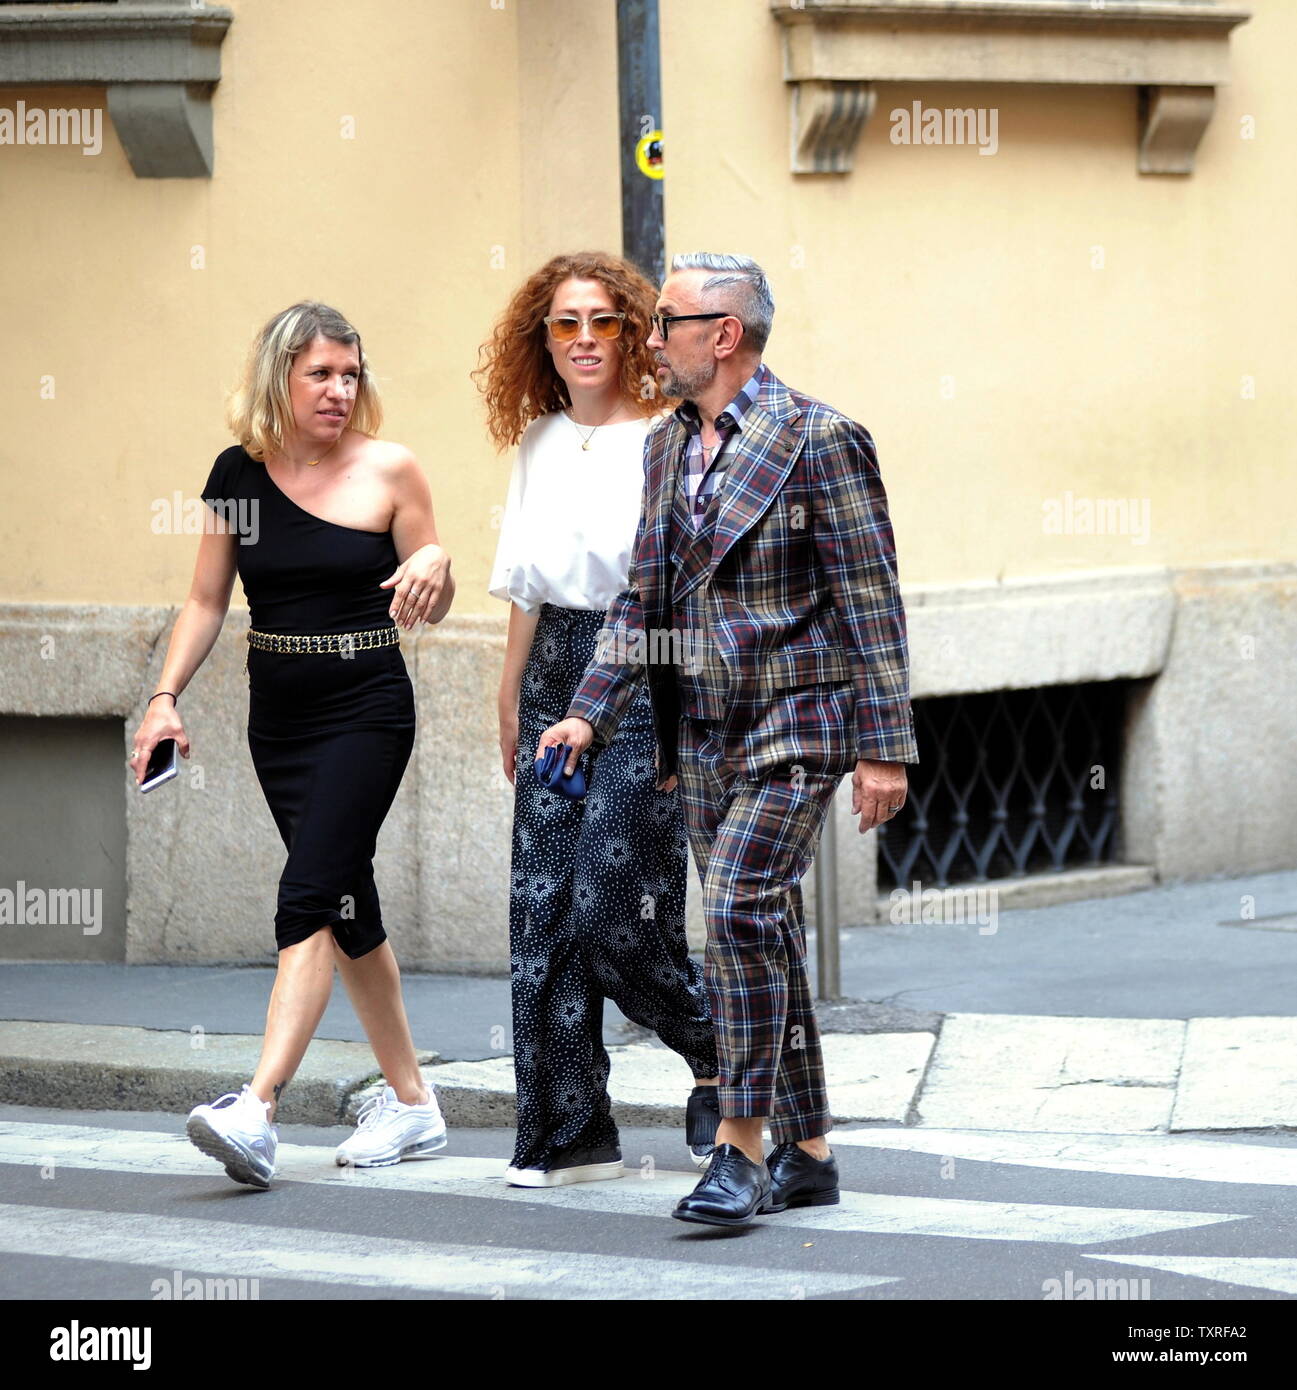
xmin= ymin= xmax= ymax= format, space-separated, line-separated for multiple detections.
xmin=477 ymin=252 xmax=720 ymax=1187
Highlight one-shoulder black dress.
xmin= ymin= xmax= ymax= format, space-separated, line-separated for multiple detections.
xmin=202 ymin=446 xmax=415 ymax=959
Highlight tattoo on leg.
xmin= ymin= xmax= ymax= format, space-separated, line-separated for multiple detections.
xmin=272 ymin=1081 xmax=287 ymax=1103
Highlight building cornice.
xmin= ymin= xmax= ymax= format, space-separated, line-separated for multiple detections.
xmin=0 ymin=1 xmax=233 ymax=177
xmin=770 ymin=0 xmax=1251 ymax=174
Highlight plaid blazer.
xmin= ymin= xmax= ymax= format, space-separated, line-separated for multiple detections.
xmin=566 ymin=366 xmax=919 ymax=780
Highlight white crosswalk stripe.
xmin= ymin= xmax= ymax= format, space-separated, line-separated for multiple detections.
xmin=0 ymin=1121 xmax=1245 ymax=1247
xmin=831 ymin=1127 xmax=1297 ymax=1186
xmin=1084 ymin=1254 xmax=1297 ymax=1297
xmin=0 ymin=1203 xmax=890 ymax=1299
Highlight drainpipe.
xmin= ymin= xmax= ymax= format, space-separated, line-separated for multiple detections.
xmin=616 ymin=0 xmax=664 ymax=285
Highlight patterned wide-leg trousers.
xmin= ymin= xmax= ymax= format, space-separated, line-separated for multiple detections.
xmin=508 ymin=604 xmax=718 ymax=1171
xmin=675 ymin=712 xmax=846 ymax=1145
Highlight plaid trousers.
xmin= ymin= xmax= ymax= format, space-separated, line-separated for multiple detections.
xmin=675 ymin=713 xmax=843 ymax=1144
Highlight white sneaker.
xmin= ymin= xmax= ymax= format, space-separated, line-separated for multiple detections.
xmin=186 ymin=1084 xmax=278 ymax=1189
xmin=335 ymin=1084 xmax=448 ymax=1168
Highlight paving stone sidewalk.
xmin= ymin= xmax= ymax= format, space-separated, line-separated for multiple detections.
xmin=2 ymin=868 xmax=1294 ymax=1133
xmin=4 ymin=1012 xmax=1295 ymax=1135
xmin=347 ymin=1013 xmax=1297 ymax=1135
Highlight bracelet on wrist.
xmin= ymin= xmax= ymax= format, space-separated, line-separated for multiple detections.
xmin=148 ymin=691 xmax=178 ymax=706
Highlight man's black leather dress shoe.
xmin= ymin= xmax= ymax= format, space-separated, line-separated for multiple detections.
xmin=671 ymin=1143 xmax=773 ymax=1227
xmin=765 ymin=1141 xmax=840 ymax=1210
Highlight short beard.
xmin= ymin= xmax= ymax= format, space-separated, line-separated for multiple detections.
xmin=660 ymin=356 xmax=716 ymax=403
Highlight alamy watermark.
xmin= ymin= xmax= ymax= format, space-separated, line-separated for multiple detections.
xmin=151 ymin=1268 xmax=260 ymax=1300
xmin=0 ymin=883 xmax=101 ymax=935
xmin=1042 ymin=491 xmax=1151 ymax=545
xmin=890 ymin=101 xmax=999 ymax=156
xmin=1 ymin=101 xmax=102 ymax=156
xmin=889 ymin=881 xmax=999 ymax=935
xmin=1043 ymin=1269 xmax=1151 ymax=1300
xmin=594 ymin=625 xmax=706 ymax=675
xmin=49 ymin=1322 xmax=150 ymax=1369
xmin=151 ymin=493 xmax=260 ymax=544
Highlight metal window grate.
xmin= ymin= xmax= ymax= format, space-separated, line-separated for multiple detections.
xmin=877 ymin=681 xmax=1128 ymax=890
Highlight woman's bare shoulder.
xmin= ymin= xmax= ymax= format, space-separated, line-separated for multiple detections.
xmin=351 ymin=433 xmax=419 ymax=476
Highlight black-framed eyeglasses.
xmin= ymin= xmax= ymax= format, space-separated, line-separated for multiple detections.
xmin=543 ymin=312 xmax=627 ymax=342
xmin=650 ymin=312 xmax=728 ymax=341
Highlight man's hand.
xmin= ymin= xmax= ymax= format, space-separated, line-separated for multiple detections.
xmin=851 ymin=758 xmax=907 ymax=833
xmin=536 ymin=716 xmax=595 ymax=776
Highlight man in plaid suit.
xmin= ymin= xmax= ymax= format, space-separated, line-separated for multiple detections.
xmin=537 ymin=252 xmax=918 ymax=1226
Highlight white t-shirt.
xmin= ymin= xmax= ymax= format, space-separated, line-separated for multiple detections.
xmin=489 ymin=409 xmax=660 ymax=615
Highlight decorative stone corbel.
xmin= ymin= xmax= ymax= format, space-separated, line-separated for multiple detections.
xmin=105 ymin=82 xmax=217 ymax=180
xmin=0 ymin=2 xmax=233 ymax=178
xmin=791 ymin=79 xmax=877 ymax=173
xmin=1137 ymin=85 xmax=1216 ymax=175
xmin=771 ymin=0 xmax=1250 ymax=176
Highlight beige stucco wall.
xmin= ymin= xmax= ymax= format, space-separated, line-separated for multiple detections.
xmin=0 ymin=0 xmax=619 ymax=613
xmin=660 ymin=0 xmax=1294 ymax=585
xmin=1 ymin=0 xmax=1291 ymax=616
xmin=2 ymin=1 xmax=1294 ymax=966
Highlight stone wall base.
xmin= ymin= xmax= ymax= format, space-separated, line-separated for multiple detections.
xmin=1 ymin=562 xmax=1292 ymax=968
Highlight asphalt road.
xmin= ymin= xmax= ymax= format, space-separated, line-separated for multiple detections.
xmin=3 ymin=1103 xmax=1295 ymax=1310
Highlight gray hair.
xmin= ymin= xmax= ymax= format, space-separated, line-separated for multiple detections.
xmin=670 ymin=252 xmax=774 ymax=352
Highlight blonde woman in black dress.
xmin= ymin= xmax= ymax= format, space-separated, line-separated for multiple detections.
xmin=129 ymin=302 xmax=452 ymax=1188
xmin=477 ymin=253 xmax=721 ymax=1187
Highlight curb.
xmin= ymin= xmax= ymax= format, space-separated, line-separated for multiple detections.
xmin=6 ymin=1013 xmax=1297 ymax=1135
xmin=0 ymin=1021 xmax=435 ymax=1128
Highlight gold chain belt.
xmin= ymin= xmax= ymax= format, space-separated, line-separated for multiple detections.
xmin=245 ymin=625 xmax=400 ymax=671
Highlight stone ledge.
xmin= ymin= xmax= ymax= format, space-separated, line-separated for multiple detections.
xmin=3 ymin=558 xmax=1292 ymax=967
xmin=0 ymin=603 xmax=173 ymax=717
xmin=770 ymin=0 xmax=1250 ymax=173
xmin=875 ymin=864 xmax=1158 ymax=922
xmin=0 ymin=2 xmax=233 ymax=176
xmin=906 ymin=568 xmax=1176 ymax=697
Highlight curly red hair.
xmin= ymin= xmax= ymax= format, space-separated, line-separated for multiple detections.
xmin=472 ymin=251 xmax=667 ymax=450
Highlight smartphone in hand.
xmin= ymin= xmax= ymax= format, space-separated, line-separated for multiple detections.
xmin=139 ymin=738 xmax=179 ymax=793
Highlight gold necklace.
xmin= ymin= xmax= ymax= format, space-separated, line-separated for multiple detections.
xmin=303 ymin=438 xmax=343 ymax=467
xmin=565 ymin=403 xmax=625 ymax=451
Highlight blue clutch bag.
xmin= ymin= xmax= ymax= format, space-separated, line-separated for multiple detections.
xmin=535 ymin=743 xmax=588 ymax=799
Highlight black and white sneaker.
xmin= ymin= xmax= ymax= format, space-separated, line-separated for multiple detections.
xmin=685 ymin=1084 xmax=721 ymax=1168
xmin=503 ymin=1143 xmax=624 ymax=1188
